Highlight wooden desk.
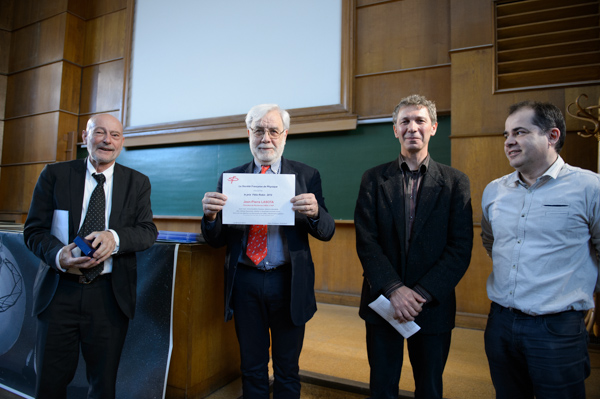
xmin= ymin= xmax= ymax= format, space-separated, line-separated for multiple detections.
xmin=166 ymin=244 xmax=240 ymax=399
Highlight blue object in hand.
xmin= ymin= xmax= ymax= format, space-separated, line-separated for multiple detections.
xmin=74 ymin=236 xmax=96 ymax=257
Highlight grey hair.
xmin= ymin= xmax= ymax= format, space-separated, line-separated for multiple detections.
xmin=245 ymin=104 xmax=290 ymax=131
xmin=392 ymin=94 xmax=437 ymax=125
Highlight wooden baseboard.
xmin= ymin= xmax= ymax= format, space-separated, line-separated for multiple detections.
xmin=315 ymin=291 xmax=361 ymax=307
xmin=455 ymin=312 xmax=488 ymax=330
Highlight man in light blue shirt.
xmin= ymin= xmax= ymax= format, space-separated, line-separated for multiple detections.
xmin=481 ymin=100 xmax=600 ymax=399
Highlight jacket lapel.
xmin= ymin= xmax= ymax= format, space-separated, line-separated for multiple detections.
xmin=381 ymin=160 xmax=407 ymax=255
xmin=109 ymin=163 xmax=125 ymax=228
xmin=410 ymin=160 xmax=443 ymax=241
xmin=279 ymin=157 xmax=299 ymax=195
xmin=70 ymin=159 xmax=87 ymax=239
xmin=243 ymin=160 xmax=254 ymax=174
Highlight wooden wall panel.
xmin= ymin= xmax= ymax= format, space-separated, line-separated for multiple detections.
xmin=12 ymin=0 xmax=68 ymax=30
xmin=355 ymin=66 xmax=451 ymax=118
xmin=0 ymin=74 xmax=6 ymax=119
xmin=9 ymin=14 xmax=67 ymax=73
xmin=5 ymin=63 xmax=63 ymax=117
xmin=450 ymin=0 xmax=493 ymax=50
xmin=0 ymin=30 xmax=9 ymax=74
xmin=83 ymin=10 xmax=127 ymax=65
xmin=0 ymin=212 xmax=26 ymax=224
xmin=450 ymin=48 xmax=565 ymax=136
xmin=456 ymin=226 xmax=492 ymax=316
xmin=357 ymin=0 xmax=394 ymax=7
xmin=0 ymin=163 xmax=45 ymax=214
xmin=0 ymin=120 xmax=3 ymax=165
xmin=80 ymin=60 xmax=124 ymax=114
xmin=64 ymin=13 xmax=85 ymax=65
xmin=60 ymin=62 xmax=82 ymax=114
xmin=310 ymin=223 xmax=363 ymax=305
xmin=66 ymin=0 xmax=88 ymax=20
xmin=452 ymin=136 xmax=511 ymax=222
xmin=56 ymin=112 xmax=78 ymax=162
xmin=153 ymin=217 xmax=202 ymax=235
xmin=559 ymin=132 xmax=598 ymax=173
xmin=2 ymin=113 xmax=59 ymax=164
xmin=0 ymin=0 xmax=13 ymax=30
xmin=356 ymin=0 xmax=450 ymax=75
xmin=86 ymin=0 xmax=127 ymax=19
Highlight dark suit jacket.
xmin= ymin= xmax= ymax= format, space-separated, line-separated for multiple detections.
xmin=355 ymin=158 xmax=473 ymax=334
xmin=23 ymin=159 xmax=158 ymax=319
xmin=201 ymin=157 xmax=335 ymax=326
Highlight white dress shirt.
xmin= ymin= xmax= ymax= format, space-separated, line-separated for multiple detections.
xmin=57 ymin=158 xmax=120 ymax=273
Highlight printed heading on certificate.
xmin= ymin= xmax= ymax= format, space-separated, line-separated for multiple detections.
xmin=222 ymin=173 xmax=296 ymax=225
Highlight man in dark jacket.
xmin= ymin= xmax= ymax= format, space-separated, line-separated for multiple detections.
xmin=24 ymin=114 xmax=157 ymax=399
xmin=355 ymin=94 xmax=473 ymax=399
xmin=201 ymin=104 xmax=335 ymax=399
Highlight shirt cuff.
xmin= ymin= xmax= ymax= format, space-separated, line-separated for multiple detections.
xmin=204 ymin=218 xmax=216 ymax=230
xmin=108 ymin=229 xmax=120 ymax=254
xmin=413 ymin=284 xmax=433 ymax=304
xmin=307 ymin=216 xmax=320 ymax=227
xmin=55 ymin=248 xmax=66 ymax=272
xmin=383 ymin=281 xmax=404 ymax=299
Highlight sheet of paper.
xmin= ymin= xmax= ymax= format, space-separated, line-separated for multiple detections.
xmin=222 ymin=173 xmax=295 ymax=225
xmin=51 ymin=209 xmax=69 ymax=245
xmin=368 ymin=294 xmax=421 ymax=339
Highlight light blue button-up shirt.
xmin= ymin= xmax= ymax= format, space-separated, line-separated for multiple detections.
xmin=482 ymin=157 xmax=600 ymax=315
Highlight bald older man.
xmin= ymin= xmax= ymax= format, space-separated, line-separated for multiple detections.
xmin=24 ymin=114 xmax=157 ymax=399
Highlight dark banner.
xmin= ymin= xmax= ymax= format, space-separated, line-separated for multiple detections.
xmin=0 ymin=232 xmax=176 ymax=399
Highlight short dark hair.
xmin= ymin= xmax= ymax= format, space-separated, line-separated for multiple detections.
xmin=508 ymin=100 xmax=566 ymax=154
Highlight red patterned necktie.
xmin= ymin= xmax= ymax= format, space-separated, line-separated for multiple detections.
xmin=246 ymin=165 xmax=270 ymax=265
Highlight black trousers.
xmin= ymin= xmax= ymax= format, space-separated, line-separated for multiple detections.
xmin=35 ymin=274 xmax=129 ymax=399
xmin=366 ymin=321 xmax=452 ymax=399
xmin=231 ymin=264 xmax=305 ymax=399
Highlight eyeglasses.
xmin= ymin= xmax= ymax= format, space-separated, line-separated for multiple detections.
xmin=251 ymin=128 xmax=285 ymax=139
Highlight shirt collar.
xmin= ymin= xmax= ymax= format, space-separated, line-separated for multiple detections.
xmin=86 ymin=157 xmax=115 ymax=180
xmin=399 ymin=154 xmax=429 ymax=174
xmin=509 ymin=156 xmax=564 ymax=187
xmin=543 ymin=156 xmax=564 ymax=179
xmin=253 ymin=158 xmax=281 ymax=174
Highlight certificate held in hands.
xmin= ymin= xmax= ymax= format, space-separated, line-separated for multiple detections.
xmin=369 ymin=295 xmax=421 ymax=339
xmin=222 ymin=173 xmax=296 ymax=225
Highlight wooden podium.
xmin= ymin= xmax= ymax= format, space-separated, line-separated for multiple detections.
xmin=166 ymin=244 xmax=240 ymax=398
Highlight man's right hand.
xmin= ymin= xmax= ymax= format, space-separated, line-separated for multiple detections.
xmin=389 ymin=285 xmax=426 ymax=323
xmin=58 ymin=242 xmax=99 ymax=270
xmin=202 ymin=192 xmax=228 ymax=222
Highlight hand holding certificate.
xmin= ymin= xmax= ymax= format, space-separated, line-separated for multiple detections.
xmin=222 ymin=173 xmax=296 ymax=225
xmin=368 ymin=295 xmax=421 ymax=339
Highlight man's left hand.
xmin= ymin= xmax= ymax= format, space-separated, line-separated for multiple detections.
xmin=291 ymin=193 xmax=319 ymax=218
xmin=85 ymin=230 xmax=116 ymax=263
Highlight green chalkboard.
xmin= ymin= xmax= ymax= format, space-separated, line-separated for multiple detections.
xmin=88 ymin=117 xmax=450 ymax=220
